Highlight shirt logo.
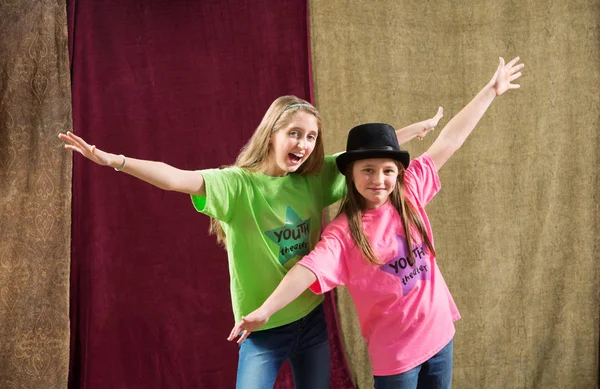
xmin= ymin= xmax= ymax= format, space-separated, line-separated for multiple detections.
xmin=380 ymin=235 xmax=430 ymax=295
xmin=264 ymin=206 xmax=311 ymax=265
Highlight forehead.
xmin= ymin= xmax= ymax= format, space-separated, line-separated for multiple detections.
xmin=282 ymin=111 xmax=319 ymax=133
xmin=354 ymin=158 xmax=398 ymax=168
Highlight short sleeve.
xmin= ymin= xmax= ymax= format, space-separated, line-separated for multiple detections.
xmin=321 ymin=154 xmax=346 ymax=206
xmin=298 ymin=221 xmax=349 ymax=294
xmin=190 ymin=167 xmax=242 ymax=222
xmin=404 ymin=153 xmax=441 ymax=206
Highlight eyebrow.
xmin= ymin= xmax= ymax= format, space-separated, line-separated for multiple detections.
xmin=360 ymin=164 xmax=397 ymax=169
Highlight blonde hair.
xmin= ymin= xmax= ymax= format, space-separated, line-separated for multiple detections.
xmin=210 ymin=95 xmax=324 ymax=246
xmin=339 ymin=161 xmax=436 ymax=266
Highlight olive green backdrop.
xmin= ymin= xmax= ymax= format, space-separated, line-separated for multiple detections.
xmin=310 ymin=1 xmax=599 ymax=388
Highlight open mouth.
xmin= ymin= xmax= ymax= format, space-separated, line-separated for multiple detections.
xmin=288 ymin=153 xmax=303 ymax=164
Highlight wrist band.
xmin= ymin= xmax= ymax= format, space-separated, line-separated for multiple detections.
xmin=114 ymin=155 xmax=126 ymax=172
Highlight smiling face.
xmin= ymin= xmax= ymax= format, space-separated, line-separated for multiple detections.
xmin=263 ymin=111 xmax=319 ymax=176
xmin=351 ymin=158 xmax=400 ymax=209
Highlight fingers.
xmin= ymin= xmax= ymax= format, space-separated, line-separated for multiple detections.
xmin=67 ymin=131 xmax=98 ymax=155
xmin=67 ymin=131 xmax=92 ymax=152
xmin=425 ymin=107 xmax=444 ymax=134
xmin=509 ymin=72 xmax=522 ymax=81
xmin=497 ymin=57 xmax=505 ymax=71
xmin=227 ymin=325 xmax=251 ymax=344
xmin=67 ymin=131 xmax=86 ymax=145
xmin=510 ymin=63 xmax=525 ymax=74
xmin=509 ymin=84 xmax=520 ymax=89
xmin=237 ymin=330 xmax=251 ymax=344
xmin=227 ymin=328 xmax=238 ymax=342
xmin=60 ymin=131 xmax=84 ymax=150
xmin=228 ymin=316 xmax=254 ymax=343
xmin=227 ymin=322 xmax=243 ymax=341
xmin=64 ymin=144 xmax=83 ymax=154
xmin=506 ymin=56 xmax=520 ymax=68
xmin=59 ymin=132 xmax=101 ymax=159
xmin=59 ymin=133 xmax=78 ymax=147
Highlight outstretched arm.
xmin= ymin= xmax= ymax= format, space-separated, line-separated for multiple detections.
xmin=427 ymin=56 xmax=524 ymax=171
xmin=396 ymin=106 xmax=444 ymax=144
xmin=59 ymin=131 xmax=205 ymax=196
xmin=227 ymin=265 xmax=317 ymax=343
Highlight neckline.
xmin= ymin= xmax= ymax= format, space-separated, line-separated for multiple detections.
xmin=362 ymin=200 xmax=392 ymax=217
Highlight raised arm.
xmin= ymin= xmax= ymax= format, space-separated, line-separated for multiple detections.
xmin=59 ymin=131 xmax=205 ymax=196
xmin=427 ymin=56 xmax=524 ymax=171
xmin=227 ymin=264 xmax=317 ymax=343
xmin=395 ymin=106 xmax=444 ymax=144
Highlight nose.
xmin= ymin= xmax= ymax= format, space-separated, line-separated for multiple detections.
xmin=372 ymin=171 xmax=384 ymax=185
xmin=297 ymin=137 xmax=306 ymax=149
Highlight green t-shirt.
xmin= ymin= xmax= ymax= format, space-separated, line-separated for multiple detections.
xmin=191 ymin=155 xmax=345 ymax=330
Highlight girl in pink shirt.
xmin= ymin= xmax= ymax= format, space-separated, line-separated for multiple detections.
xmin=228 ymin=56 xmax=524 ymax=389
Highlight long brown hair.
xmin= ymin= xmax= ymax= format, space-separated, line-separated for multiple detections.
xmin=339 ymin=161 xmax=436 ymax=266
xmin=210 ymin=96 xmax=324 ymax=246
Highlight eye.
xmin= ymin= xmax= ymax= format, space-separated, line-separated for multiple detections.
xmin=289 ymin=131 xmax=299 ymax=137
xmin=307 ymin=134 xmax=317 ymax=141
xmin=385 ymin=169 xmax=396 ymax=174
xmin=363 ymin=168 xmax=373 ymax=173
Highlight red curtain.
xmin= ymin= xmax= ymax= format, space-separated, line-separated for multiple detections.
xmin=67 ymin=0 xmax=354 ymax=387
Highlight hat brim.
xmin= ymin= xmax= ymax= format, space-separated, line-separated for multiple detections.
xmin=336 ymin=149 xmax=410 ymax=175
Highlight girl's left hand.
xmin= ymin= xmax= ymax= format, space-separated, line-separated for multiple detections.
xmin=490 ymin=56 xmax=524 ymax=96
xmin=418 ymin=106 xmax=444 ymax=140
xmin=227 ymin=309 xmax=270 ymax=344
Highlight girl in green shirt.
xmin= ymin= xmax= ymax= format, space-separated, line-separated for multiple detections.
xmin=60 ymin=96 xmax=441 ymax=389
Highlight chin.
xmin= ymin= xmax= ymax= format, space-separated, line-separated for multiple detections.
xmin=369 ymin=196 xmax=388 ymax=207
xmin=286 ymin=162 xmax=304 ymax=172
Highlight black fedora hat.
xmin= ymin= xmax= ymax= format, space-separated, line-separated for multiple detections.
xmin=336 ymin=123 xmax=410 ymax=175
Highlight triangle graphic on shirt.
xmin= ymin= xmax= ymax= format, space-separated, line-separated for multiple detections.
xmin=380 ymin=235 xmax=431 ymax=295
xmin=264 ymin=206 xmax=311 ymax=265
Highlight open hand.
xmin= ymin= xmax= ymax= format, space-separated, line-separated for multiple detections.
xmin=58 ymin=131 xmax=112 ymax=166
xmin=418 ymin=106 xmax=444 ymax=140
xmin=227 ymin=309 xmax=270 ymax=344
xmin=490 ymin=56 xmax=524 ymax=96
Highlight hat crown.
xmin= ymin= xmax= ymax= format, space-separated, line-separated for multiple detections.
xmin=346 ymin=123 xmax=401 ymax=153
xmin=335 ymin=122 xmax=410 ymax=174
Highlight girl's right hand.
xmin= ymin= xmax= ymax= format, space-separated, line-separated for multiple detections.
xmin=417 ymin=106 xmax=444 ymax=140
xmin=58 ymin=131 xmax=114 ymax=167
xmin=227 ymin=309 xmax=271 ymax=344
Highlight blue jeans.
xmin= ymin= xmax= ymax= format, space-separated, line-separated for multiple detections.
xmin=374 ymin=339 xmax=454 ymax=389
xmin=236 ymin=303 xmax=330 ymax=389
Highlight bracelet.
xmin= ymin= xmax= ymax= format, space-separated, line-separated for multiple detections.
xmin=114 ymin=155 xmax=126 ymax=172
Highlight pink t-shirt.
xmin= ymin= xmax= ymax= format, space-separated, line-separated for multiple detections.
xmin=299 ymin=153 xmax=461 ymax=376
